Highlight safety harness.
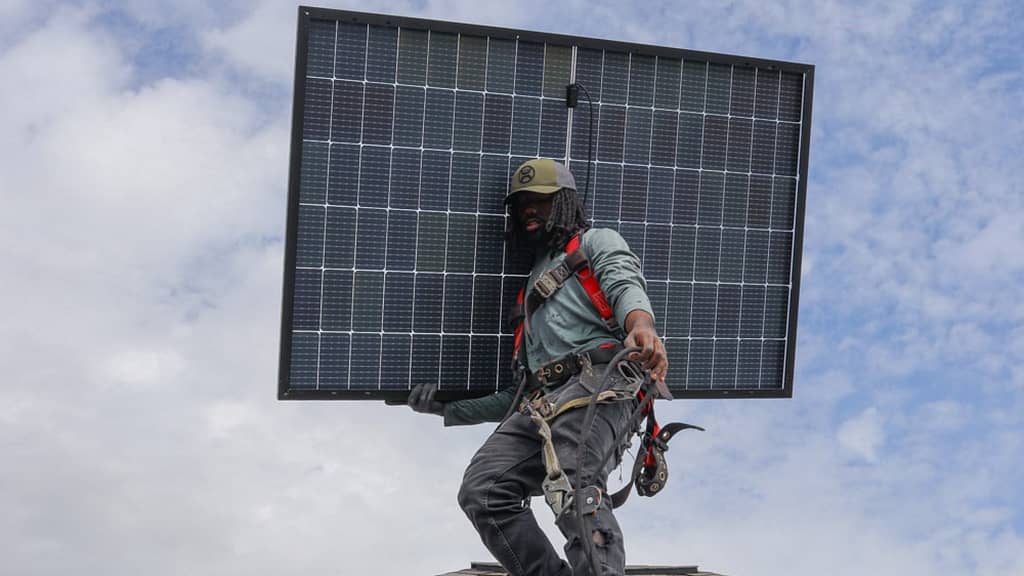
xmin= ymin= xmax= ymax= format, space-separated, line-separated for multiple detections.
xmin=507 ymin=232 xmax=620 ymax=388
xmin=506 ymin=231 xmax=703 ymax=517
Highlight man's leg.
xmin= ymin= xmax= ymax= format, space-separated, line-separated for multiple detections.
xmin=458 ymin=412 xmax=572 ymax=576
xmin=550 ymin=397 xmax=636 ymax=576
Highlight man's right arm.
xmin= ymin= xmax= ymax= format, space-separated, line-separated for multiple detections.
xmin=442 ymin=386 xmax=517 ymax=426
xmin=406 ymin=383 xmax=518 ymax=426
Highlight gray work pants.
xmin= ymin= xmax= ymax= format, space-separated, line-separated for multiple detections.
xmin=458 ymin=373 xmax=639 ymax=576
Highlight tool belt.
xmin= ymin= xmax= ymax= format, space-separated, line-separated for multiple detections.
xmin=520 ymin=356 xmax=637 ymax=424
xmin=524 ymin=342 xmax=624 ymax=390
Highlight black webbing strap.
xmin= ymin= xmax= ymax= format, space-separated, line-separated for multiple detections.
xmin=527 ymin=248 xmax=590 ymax=307
xmin=532 ymin=343 xmax=624 ymax=388
xmin=609 ymin=395 xmax=657 ymax=509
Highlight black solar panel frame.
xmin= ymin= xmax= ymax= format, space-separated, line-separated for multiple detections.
xmin=280 ymin=6 xmax=814 ymax=401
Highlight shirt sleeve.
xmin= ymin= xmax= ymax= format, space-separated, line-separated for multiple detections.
xmin=442 ymin=386 xmax=517 ymax=426
xmin=583 ymin=228 xmax=654 ymax=329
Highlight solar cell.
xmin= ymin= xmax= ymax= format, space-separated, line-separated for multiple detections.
xmin=281 ymin=7 xmax=814 ymax=400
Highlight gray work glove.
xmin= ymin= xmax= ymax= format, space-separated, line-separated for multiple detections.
xmin=407 ymin=383 xmax=445 ymax=417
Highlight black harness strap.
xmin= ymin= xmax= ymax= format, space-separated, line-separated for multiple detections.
xmin=521 ymin=249 xmax=591 ymax=336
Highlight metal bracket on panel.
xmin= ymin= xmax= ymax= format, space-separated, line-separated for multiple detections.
xmin=566 ymin=83 xmax=579 ymax=108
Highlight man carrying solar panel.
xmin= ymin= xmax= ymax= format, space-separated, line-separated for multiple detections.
xmin=407 ymin=158 xmax=671 ymax=576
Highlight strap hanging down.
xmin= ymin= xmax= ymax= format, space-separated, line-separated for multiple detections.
xmin=608 ymin=390 xmax=704 ymax=509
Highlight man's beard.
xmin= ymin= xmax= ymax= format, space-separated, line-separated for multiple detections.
xmin=516 ymin=218 xmax=552 ymax=251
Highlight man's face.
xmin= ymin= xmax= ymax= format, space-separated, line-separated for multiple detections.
xmin=509 ymin=191 xmax=554 ymax=247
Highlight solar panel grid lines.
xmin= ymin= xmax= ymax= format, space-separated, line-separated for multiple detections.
xmin=410 ymin=44 xmax=430 ymax=392
xmin=621 ymin=53 xmax=633 ymax=228
xmin=454 ymin=31 xmax=473 ymax=391
xmin=347 ymin=23 xmax=370 ymax=391
xmin=281 ymin=7 xmax=812 ymax=399
xmin=491 ymin=34 xmax=512 ymax=389
xmin=762 ymin=66 xmax=783 ymax=389
xmin=709 ymin=63 xmax=736 ymax=390
xmin=683 ymin=60 xmax=710 ymax=390
xmin=639 ymin=55 xmax=659 ymax=337
xmin=663 ymin=57 xmax=683 ymax=306
xmin=780 ymin=73 xmax=807 ymax=388
xmin=313 ymin=20 xmax=341 ymax=390
xmin=734 ymin=66 xmax=758 ymax=390
xmin=377 ymin=26 xmax=402 ymax=392
xmin=704 ymin=62 xmax=733 ymax=389
xmin=776 ymin=74 xmax=802 ymax=390
xmin=749 ymin=67 xmax=770 ymax=389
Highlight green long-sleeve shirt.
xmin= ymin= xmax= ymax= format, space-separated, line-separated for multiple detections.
xmin=443 ymin=227 xmax=653 ymax=426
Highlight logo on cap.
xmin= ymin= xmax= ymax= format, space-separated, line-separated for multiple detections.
xmin=518 ymin=166 xmax=535 ymax=184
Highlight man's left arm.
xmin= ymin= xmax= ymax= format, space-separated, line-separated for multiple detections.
xmin=585 ymin=229 xmax=669 ymax=384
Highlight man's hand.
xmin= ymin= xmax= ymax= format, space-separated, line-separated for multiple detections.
xmin=623 ymin=310 xmax=668 ymax=385
xmin=407 ymin=383 xmax=445 ymax=416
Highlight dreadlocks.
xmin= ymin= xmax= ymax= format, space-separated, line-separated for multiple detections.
xmin=543 ymin=187 xmax=590 ymax=251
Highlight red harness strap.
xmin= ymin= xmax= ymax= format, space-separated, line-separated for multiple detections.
xmin=565 ymin=234 xmax=615 ymax=321
xmin=512 ymin=288 xmax=525 ymax=363
xmin=636 ymin=390 xmax=661 ymax=467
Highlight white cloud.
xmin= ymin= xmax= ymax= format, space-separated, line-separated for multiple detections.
xmin=203 ymin=400 xmax=256 ymax=438
xmin=947 ymin=213 xmax=1024 ymax=277
xmin=0 ymin=6 xmax=127 ymax=137
xmin=103 ymin=0 xmax=225 ymax=29
xmin=918 ymin=400 xmax=965 ymax=433
xmin=202 ymin=1 xmax=296 ymax=83
xmin=98 ymin=346 xmax=186 ymax=388
xmin=837 ymin=406 xmax=885 ymax=463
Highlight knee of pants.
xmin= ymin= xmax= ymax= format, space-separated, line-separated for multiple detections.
xmin=457 ymin=479 xmax=485 ymax=519
xmin=459 ymin=473 xmax=529 ymax=523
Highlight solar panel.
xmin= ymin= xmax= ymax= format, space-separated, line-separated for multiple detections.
xmin=279 ymin=7 xmax=814 ymax=400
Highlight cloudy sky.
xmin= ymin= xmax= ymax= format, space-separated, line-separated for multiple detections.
xmin=2 ymin=0 xmax=1022 ymax=574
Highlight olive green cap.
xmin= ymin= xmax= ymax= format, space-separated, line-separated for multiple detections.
xmin=505 ymin=158 xmax=576 ymax=203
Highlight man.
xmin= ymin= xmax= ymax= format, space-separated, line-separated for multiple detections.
xmin=408 ymin=158 xmax=668 ymax=576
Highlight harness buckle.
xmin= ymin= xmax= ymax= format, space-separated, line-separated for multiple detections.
xmin=537 ymin=364 xmax=552 ymax=385
xmin=542 ymin=472 xmax=574 ymax=518
xmin=574 ymin=485 xmax=603 ymax=515
xmin=533 ymin=272 xmax=559 ymax=299
xmin=529 ymin=395 xmax=555 ymax=419
xmin=536 ymin=361 xmax=568 ymax=386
